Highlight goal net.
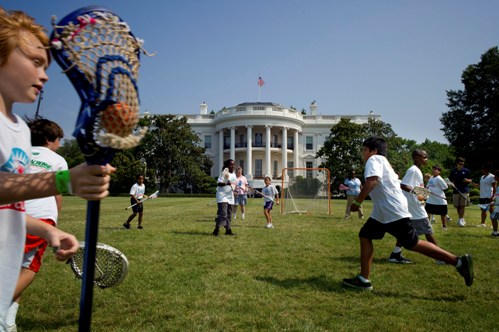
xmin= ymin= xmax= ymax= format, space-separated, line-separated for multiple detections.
xmin=280 ymin=168 xmax=331 ymax=215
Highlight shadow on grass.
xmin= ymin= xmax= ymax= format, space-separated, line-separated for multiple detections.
xmin=256 ymin=275 xmax=467 ymax=301
xmin=334 ymin=255 xmax=397 ymax=265
xmin=17 ymin=316 xmax=77 ymax=331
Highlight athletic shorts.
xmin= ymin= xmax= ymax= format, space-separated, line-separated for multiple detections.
xmin=264 ymin=201 xmax=274 ymax=210
xmin=131 ymin=197 xmax=144 ymax=213
xmin=359 ymin=217 xmax=419 ymax=249
xmin=235 ymin=195 xmax=247 ymax=206
xmin=453 ymin=193 xmax=469 ymax=208
xmin=23 ymin=218 xmax=56 ymax=273
xmin=491 ymin=208 xmax=499 ymax=220
xmin=425 ymin=203 xmax=448 ymax=216
xmin=410 ymin=217 xmax=433 ymax=236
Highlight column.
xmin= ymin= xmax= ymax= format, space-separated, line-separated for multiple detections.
xmin=230 ymin=127 xmax=235 ymax=161
xmin=265 ymin=125 xmax=271 ymax=176
xmin=246 ymin=125 xmax=253 ymax=179
xmin=294 ymin=130 xmax=300 ymax=177
xmin=218 ymin=129 xmax=224 ymax=172
xmin=281 ymin=127 xmax=288 ymax=180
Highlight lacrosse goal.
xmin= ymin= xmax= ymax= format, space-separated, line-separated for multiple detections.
xmin=280 ymin=168 xmax=331 ymax=215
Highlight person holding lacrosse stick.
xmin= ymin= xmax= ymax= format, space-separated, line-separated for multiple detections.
xmin=425 ymin=165 xmax=450 ymax=230
xmin=0 ymin=8 xmax=115 ymax=331
xmin=123 ymin=174 xmax=149 ymax=230
xmin=343 ymin=137 xmax=473 ymax=291
xmin=262 ymin=175 xmax=280 ymax=229
xmin=213 ymin=159 xmax=237 ymax=236
xmin=343 ymin=169 xmax=364 ymax=220
xmin=448 ymin=157 xmax=472 ymax=227
xmin=474 ymin=164 xmax=496 ymax=228
xmin=490 ymin=170 xmax=499 ymax=237
xmin=232 ymin=166 xmax=249 ymax=220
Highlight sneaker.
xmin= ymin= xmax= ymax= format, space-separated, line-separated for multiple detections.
xmin=490 ymin=232 xmax=499 ymax=237
xmin=477 ymin=223 xmax=487 ymax=228
xmin=123 ymin=222 xmax=130 ymax=229
xmin=6 ymin=324 xmax=17 ymax=332
xmin=344 ymin=216 xmax=350 ymax=220
xmin=442 ymin=227 xmax=448 ymax=231
xmin=446 ymin=215 xmax=452 ymax=222
xmin=457 ymin=219 xmax=466 ymax=227
xmin=233 ymin=214 xmax=237 ymax=220
xmin=456 ymin=254 xmax=473 ymax=286
xmin=388 ymin=252 xmax=412 ymax=264
xmin=137 ymin=225 xmax=143 ymax=229
xmin=225 ymin=228 xmax=236 ymax=236
xmin=266 ymin=223 xmax=274 ymax=229
xmin=242 ymin=213 xmax=245 ymax=220
xmin=213 ymin=227 xmax=219 ymax=236
xmin=342 ymin=275 xmax=373 ymax=291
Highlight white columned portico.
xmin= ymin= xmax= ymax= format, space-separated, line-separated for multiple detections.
xmin=294 ymin=130 xmax=300 ymax=176
xmin=246 ymin=125 xmax=253 ymax=179
xmin=218 ymin=129 xmax=224 ymax=171
xmin=265 ymin=125 xmax=271 ymax=176
xmin=230 ymin=127 xmax=235 ymax=160
xmin=281 ymin=127 xmax=288 ymax=180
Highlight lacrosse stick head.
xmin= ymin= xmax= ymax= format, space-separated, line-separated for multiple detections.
xmin=222 ymin=168 xmax=230 ymax=180
xmin=412 ymin=187 xmax=430 ymax=202
xmin=149 ymin=190 xmax=159 ymax=199
xmin=444 ymin=178 xmax=455 ymax=188
xmin=70 ymin=241 xmax=129 ymax=288
xmin=50 ymin=6 xmax=148 ymax=164
xmin=339 ymin=184 xmax=349 ymax=191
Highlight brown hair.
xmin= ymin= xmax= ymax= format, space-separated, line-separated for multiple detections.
xmin=27 ymin=117 xmax=64 ymax=146
xmin=0 ymin=7 xmax=50 ymax=66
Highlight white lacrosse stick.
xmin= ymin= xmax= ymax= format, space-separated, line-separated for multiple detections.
xmin=125 ymin=190 xmax=159 ymax=209
xmin=444 ymin=178 xmax=473 ymax=205
xmin=69 ymin=242 xmax=129 ymax=289
xmin=411 ymin=186 xmax=447 ymax=201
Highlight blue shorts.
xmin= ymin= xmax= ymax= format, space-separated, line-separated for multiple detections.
xmin=264 ymin=201 xmax=274 ymax=210
xmin=131 ymin=197 xmax=144 ymax=213
xmin=235 ymin=195 xmax=247 ymax=206
xmin=359 ymin=217 xmax=419 ymax=249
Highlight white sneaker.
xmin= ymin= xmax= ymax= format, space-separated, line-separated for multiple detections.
xmin=266 ymin=223 xmax=273 ymax=229
xmin=477 ymin=223 xmax=487 ymax=228
xmin=233 ymin=214 xmax=236 ymax=219
xmin=6 ymin=324 xmax=17 ymax=332
xmin=458 ymin=218 xmax=466 ymax=227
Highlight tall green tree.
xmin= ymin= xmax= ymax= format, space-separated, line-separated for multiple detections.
xmin=441 ymin=46 xmax=499 ymax=172
xmin=58 ymin=138 xmax=85 ymax=167
xmin=135 ymin=115 xmax=214 ymax=193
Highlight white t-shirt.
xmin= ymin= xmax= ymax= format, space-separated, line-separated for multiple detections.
xmin=401 ymin=165 xmax=428 ymax=219
xmin=130 ymin=183 xmax=146 ymax=200
xmin=25 ymin=147 xmax=68 ymax=224
xmin=479 ymin=173 xmax=496 ymax=199
xmin=234 ymin=175 xmax=249 ymax=196
xmin=216 ymin=171 xmax=236 ymax=204
xmin=0 ymin=113 xmax=31 ymax=331
xmin=262 ymin=184 xmax=278 ymax=203
xmin=364 ymin=155 xmax=411 ymax=224
xmin=426 ymin=175 xmax=448 ymax=205
xmin=344 ymin=178 xmax=361 ymax=196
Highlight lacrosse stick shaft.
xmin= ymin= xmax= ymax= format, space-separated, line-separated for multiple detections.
xmin=79 ymin=201 xmax=100 ymax=332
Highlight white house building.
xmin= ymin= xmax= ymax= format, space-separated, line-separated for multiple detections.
xmin=182 ymin=101 xmax=379 ymax=186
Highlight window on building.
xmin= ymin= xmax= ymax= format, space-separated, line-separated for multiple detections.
xmin=306 ymin=161 xmax=313 ymax=178
xmin=287 ymin=136 xmax=293 ymax=149
xmin=273 ymin=160 xmax=278 ymax=179
xmin=253 ymin=106 xmax=265 ymax=111
xmin=306 ymin=136 xmax=313 ymax=150
xmin=255 ymin=159 xmax=263 ymax=177
xmin=224 ymin=135 xmax=230 ymax=149
xmin=204 ymin=135 xmax=212 ymax=149
xmin=255 ymin=133 xmax=263 ymax=147
xmin=239 ymin=134 xmax=245 ymax=148
xmin=273 ymin=135 xmax=278 ymax=147
xmin=239 ymin=160 xmax=245 ymax=172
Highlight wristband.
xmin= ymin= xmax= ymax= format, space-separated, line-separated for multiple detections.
xmin=55 ymin=170 xmax=72 ymax=194
xmin=353 ymin=200 xmax=362 ymax=206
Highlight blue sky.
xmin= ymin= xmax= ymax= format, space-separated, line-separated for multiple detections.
xmin=4 ymin=1 xmax=498 ymax=144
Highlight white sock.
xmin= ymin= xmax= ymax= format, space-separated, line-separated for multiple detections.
xmin=392 ymin=246 xmax=402 ymax=254
xmin=6 ymin=302 xmax=19 ymax=326
xmin=358 ymin=275 xmax=370 ymax=283
xmin=242 ymin=213 xmax=245 ymax=219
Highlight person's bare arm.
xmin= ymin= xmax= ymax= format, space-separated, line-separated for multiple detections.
xmin=350 ymin=176 xmax=379 ymax=211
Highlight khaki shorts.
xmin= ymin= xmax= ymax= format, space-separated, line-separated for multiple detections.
xmin=453 ymin=193 xmax=470 ymax=208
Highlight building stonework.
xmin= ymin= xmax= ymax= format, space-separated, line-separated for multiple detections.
xmin=182 ymin=101 xmax=379 ymax=186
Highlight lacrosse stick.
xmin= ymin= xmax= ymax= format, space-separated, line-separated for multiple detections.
xmin=444 ymin=178 xmax=473 ymax=205
xmin=50 ymin=6 xmax=150 ymax=331
xmin=125 ymin=190 xmax=159 ymax=210
xmin=69 ymin=242 xmax=129 ymax=289
xmin=253 ymin=188 xmax=276 ymax=203
xmin=411 ymin=186 xmax=447 ymax=201
xmin=339 ymin=184 xmax=350 ymax=191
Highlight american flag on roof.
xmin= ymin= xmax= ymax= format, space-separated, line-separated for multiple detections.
xmin=257 ymin=76 xmax=265 ymax=87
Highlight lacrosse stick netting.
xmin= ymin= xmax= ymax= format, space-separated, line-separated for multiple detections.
xmin=51 ymin=6 xmax=151 ymax=163
xmin=70 ymin=242 xmax=129 ymax=289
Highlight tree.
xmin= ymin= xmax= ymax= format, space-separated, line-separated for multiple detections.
xmin=135 ymin=115 xmax=214 ymax=193
xmin=441 ymin=46 xmax=499 ymax=173
xmin=58 ymin=138 xmax=85 ymax=168
xmin=109 ymin=150 xmax=149 ymax=194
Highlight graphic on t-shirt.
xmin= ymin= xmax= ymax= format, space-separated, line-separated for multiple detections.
xmin=1 ymin=147 xmax=29 ymax=174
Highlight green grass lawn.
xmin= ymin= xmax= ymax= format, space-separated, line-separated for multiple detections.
xmin=17 ymin=197 xmax=498 ymax=331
